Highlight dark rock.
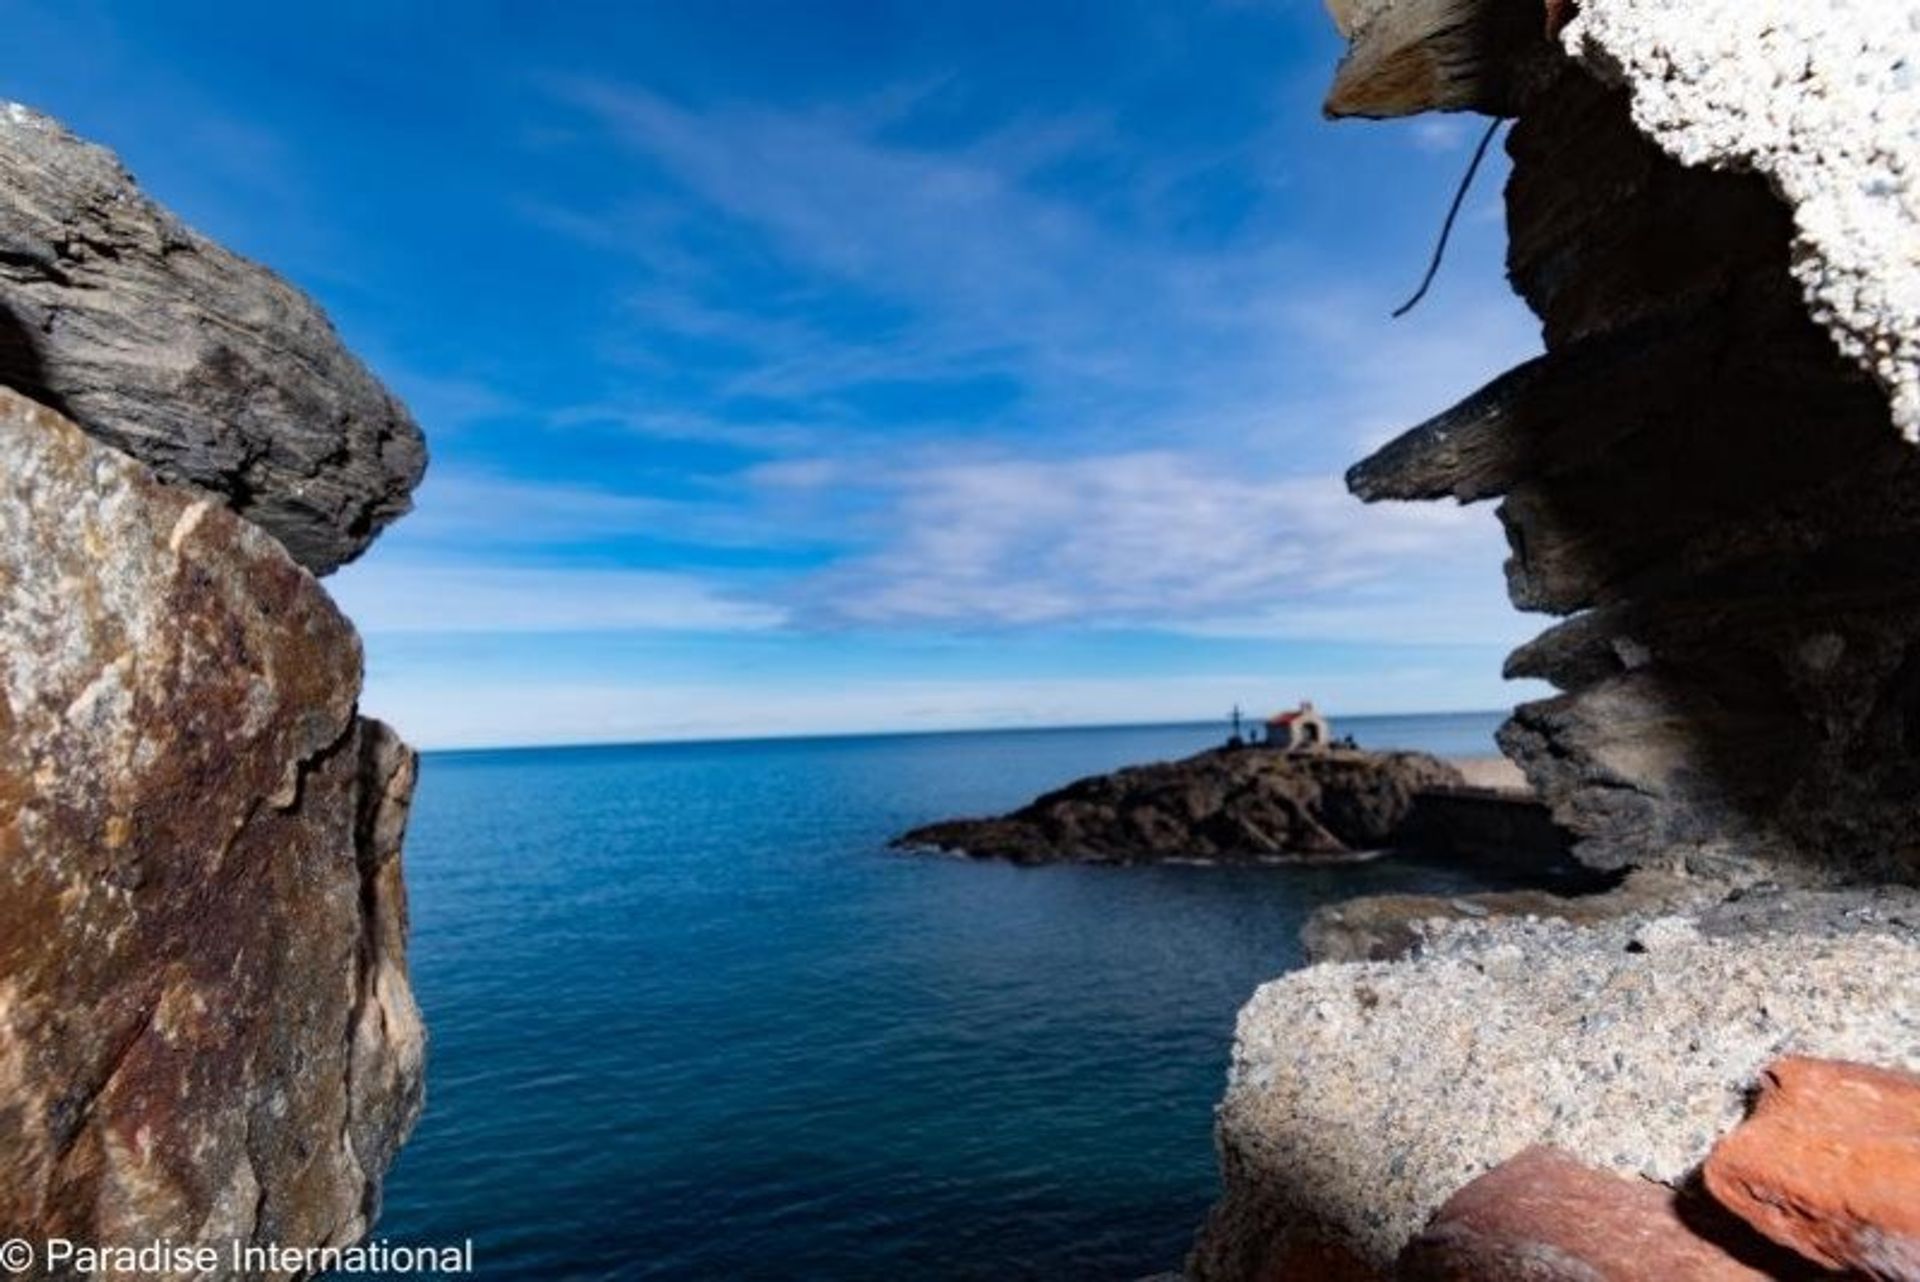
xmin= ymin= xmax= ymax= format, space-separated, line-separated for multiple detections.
xmin=893 ymin=747 xmax=1465 ymax=864
xmin=0 ymin=387 xmax=423 ymax=1266
xmin=1704 ymin=1057 xmax=1920 ymax=1280
xmin=1348 ymin=52 xmax=1920 ymax=885
xmin=1394 ymin=787 xmax=1578 ymax=879
xmin=0 ymin=102 xmax=426 ymax=574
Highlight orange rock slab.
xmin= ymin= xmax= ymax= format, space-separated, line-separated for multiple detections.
xmin=1705 ymin=1056 xmax=1920 ymax=1281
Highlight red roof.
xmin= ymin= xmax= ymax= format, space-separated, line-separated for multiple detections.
xmin=1268 ymin=711 xmax=1302 ymax=725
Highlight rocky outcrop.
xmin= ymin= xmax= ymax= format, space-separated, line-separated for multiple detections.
xmin=1192 ymin=3 xmax=1920 ymax=1277
xmin=1704 ymin=1057 xmax=1920 ymax=1280
xmin=895 ymin=748 xmax=1466 ymax=864
xmin=0 ymin=387 xmax=423 ymax=1265
xmin=0 ymin=102 xmax=425 ymax=575
xmin=1188 ymin=889 xmax=1920 ymax=1278
xmin=1344 ymin=6 xmax=1920 ymax=884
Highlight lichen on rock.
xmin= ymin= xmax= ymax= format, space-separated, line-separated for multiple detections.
xmin=0 ymin=386 xmax=423 ymax=1265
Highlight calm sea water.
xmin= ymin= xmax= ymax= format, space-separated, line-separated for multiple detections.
xmin=377 ymin=713 xmax=1516 ymax=1280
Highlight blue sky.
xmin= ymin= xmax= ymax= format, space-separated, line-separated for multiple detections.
xmin=2 ymin=0 xmax=1547 ymax=747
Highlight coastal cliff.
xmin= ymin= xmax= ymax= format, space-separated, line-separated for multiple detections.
xmin=1192 ymin=4 xmax=1920 ymax=1278
xmin=0 ymin=107 xmax=425 ymax=1272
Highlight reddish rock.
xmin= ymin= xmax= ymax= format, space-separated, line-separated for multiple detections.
xmin=1398 ymin=1146 xmax=1775 ymax=1281
xmin=1236 ymin=1231 xmax=1384 ymax=1282
xmin=0 ymin=387 xmax=423 ymax=1270
xmin=1705 ymin=1056 xmax=1920 ymax=1281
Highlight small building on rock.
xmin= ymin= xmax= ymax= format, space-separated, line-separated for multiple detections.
xmin=1266 ymin=701 xmax=1330 ymax=753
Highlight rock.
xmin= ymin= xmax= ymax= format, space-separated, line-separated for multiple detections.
xmin=1341 ymin=9 xmax=1920 ymax=884
xmin=1398 ymin=1146 xmax=1794 ymax=1282
xmin=0 ymin=102 xmax=425 ymax=574
xmin=1563 ymin=0 xmax=1920 ymax=440
xmin=1704 ymin=1056 xmax=1920 ymax=1280
xmin=0 ymin=386 xmax=423 ymax=1265
xmin=1299 ymin=868 xmax=1708 ymax=963
xmin=893 ymin=747 xmax=1466 ymax=864
xmin=1186 ymin=888 xmax=1920 ymax=1277
xmin=1322 ymin=0 xmax=1550 ymax=119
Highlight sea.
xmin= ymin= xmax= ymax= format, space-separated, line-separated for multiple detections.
xmin=377 ymin=712 xmax=1520 ymax=1280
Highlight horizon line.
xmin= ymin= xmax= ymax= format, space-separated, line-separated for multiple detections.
xmin=409 ymin=707 xmax=1511 ymax=757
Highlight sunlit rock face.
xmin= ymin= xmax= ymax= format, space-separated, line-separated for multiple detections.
xmin=0 ymin=386 xmax=423 ymax=1265
xmin=1189 ymin=894 xmax=1920 ymax=1278
xmin=0 ymin=101 xmax=425 ymax=576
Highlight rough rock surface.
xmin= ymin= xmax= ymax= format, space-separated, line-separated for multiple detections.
xmin=1398 ymin=1145 xmax=1801 ymax=1282
xmin=0 ymin=102 xmax=425 ymax=574
xmin=894 ymin=748 xmax=1464 ymax=864
xmin=0 ymin=386 xmax=423 ymax=1264
xmin=1348 ymin=18 xmax=1920 ymax=884
xmin=1187 ymin=888 xmax=1920 ymax=1276
xmin=1564 ymin=1 xmax=1920 ymax=439
xmin=1299 ymin=868 xmax=1706 ymax=963
xmin=1704 ymin=1056 xmax=1920 ymax=1279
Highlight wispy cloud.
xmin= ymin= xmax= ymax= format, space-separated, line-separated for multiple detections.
xmin=798 ymin=452 xmax=1524 ymax=642
xmin=386 ymin=470 xmax=809 ymax=553
xmin=534 ymin=79 xmax=1301 ymax=423
xmin=331 ymin=561 xmax=786 ymax=635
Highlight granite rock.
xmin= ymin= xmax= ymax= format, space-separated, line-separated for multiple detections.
xmin=1187 ymin=889 xmax=1920 ymax=1276
xmin=0 ymin=386 xmax=423 ymax=1267
xmin=0 ymin=101 xmax=425 ymax=574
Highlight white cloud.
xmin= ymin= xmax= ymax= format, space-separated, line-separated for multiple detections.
xmin=330 ymin=561 xmax=786 ymax=635
xmin=800 ymin=452 xmax=1527 ymax=643
xmin=1407 ymin=117 xmax=1473 ymax=154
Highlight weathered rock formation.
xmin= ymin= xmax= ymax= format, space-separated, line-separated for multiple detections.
xmin=895 ymin=748 xmax=1466 ymax=864
xmin=0 ymin=102 xmax=425 ymax=575
xmin=0 ymin=105 xmax=424 ymax=1275
xmin=0 ymin=388 xmax=424 ymax=1264
xmin=1190 ymin=3 xmax=1920 ymax=1277
xmin=1344 ymin=7 xmax=1920 ymax=885
xmin=1191 ymin=890 xmax=1920 ymax=1278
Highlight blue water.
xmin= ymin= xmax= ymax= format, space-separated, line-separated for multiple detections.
xmin=377 ymin=713 xmax=1516 ymax=1280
